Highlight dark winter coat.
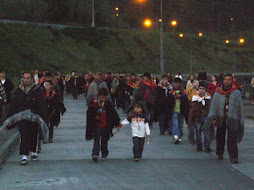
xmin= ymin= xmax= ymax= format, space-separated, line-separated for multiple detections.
xmin=43 ymin=88 xmax=61 ymax=127
xmin=2 ymin=78 xmax=14 ymax=104
xmin=155 ymin=83 xmax=172 ymax=114
xmin=8 ymin=84 xmax=49 ymax=124
xmin=86 ymin=98 xmax=120 ymax=141
xmin=135 ymin=80 xmax=157 ymax=106
xmin=40 ymin=81 xmax=66 ymax=115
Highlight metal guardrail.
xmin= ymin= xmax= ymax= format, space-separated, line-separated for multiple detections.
xmin=0 ymin=19 xmax=88 ymax=29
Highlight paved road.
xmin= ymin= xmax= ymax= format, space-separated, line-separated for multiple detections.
xmin=0 ymin=96 xmax=253 ymax=190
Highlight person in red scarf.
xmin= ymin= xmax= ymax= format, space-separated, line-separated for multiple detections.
xmin=134 ymin=72 xmax=157 ymax=128
xmin=207 ymin=75 xmax=221 ymax=96
xmin=43 ymin=80 xmax=61 ymax=143
xmin=205 ymin=74 xmax=244 ymax=164
xmin=232 ymin=73 xmax=241 ymax=89
xmin=86 ymin=88 xmax=121 ymax=162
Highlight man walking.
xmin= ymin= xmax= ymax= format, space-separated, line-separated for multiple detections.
xmin=7 ymin=72 xmax=48 ymax=165
xmin=205 ymin=74 xmax=244 ymax=164
xmin=86 ymin=72 xmax=110 ymax=104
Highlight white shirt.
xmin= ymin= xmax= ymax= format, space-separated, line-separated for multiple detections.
xmin=34 ymin=74 xmax=39 ymax=85
xmin=0 ymin=79 xmax=5 ymax=85
xmin=175 ymin=75 xmax=182 ymax=80
xmin=121 ymin=118 xmax=150 ymax=138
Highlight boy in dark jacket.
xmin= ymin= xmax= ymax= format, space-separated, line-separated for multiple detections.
xmin=86 ymin=88 xmax=121 ymax=162
xmin=155 ymin=74 xmax=173 ymax=135
xmin=169 ymin=78 xmax=189 ymax=144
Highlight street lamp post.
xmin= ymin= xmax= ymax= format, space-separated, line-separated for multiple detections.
xmin=233 ymin=41 xmax=236 ymax=73
xmin=160 ymin=0 xmax=164 ymax=76
xmin=190 ymin=35 xmax=193 ymax=73
xmin=179 ymin=33 xmax=203 ymax=73
xmin=225 ymin=38 xmax=245 ymax=73
xmin=231 ymin=18 xmax=235 ymax=31
xmin=92 ymin=0 xmax=95 ymax=27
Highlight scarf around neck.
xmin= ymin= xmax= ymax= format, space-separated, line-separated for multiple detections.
xmin=158 ymin=81 xmax=172 ymax=95
xmin=215 ymin=86 xmax=237 ymax=95
xmin=170 ymin=87 xmax=186 ymax=99
xmin=143 ymin=80 xmax=157 ymax=92
xmin=192 ymin=92 xmax=211 ymax=105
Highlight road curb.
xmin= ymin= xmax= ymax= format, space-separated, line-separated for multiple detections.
xmin=0 ymin=132 xmax=19 ymax=166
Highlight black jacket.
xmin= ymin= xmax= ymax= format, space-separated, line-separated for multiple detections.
xmin=8 ymin=84 xmax=49 ymax=124
xmin=44 ymin=88 xmax=61 ymax=127
xmin=86 ymin=99 xmax=120 ymax=141
xmin=2 ymin=78 xmax=14 ymax=104
xmin=155 ymin=85 xmax=172 ymax=114
xmin=198 ymin=72 xmax=207 ymax=81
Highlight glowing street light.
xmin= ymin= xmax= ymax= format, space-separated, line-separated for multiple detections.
xmin=225 ymin=38 xmax=245 ymax=73
xmin=171 ymin=20 xmax=177 ymax=26
xmin=198 ymin=32 xmax=203 ymax=37
xmin=159 ymin=19 xmax=162 ymax=23
xmin=144 ymin=19 xmax=152 ymax=27
xmin=239 ymin=38 xmax=245 ymax=43
xmin=179 ymin=33 xmax=184 ymax=37
xmin=136 ymin=0 xmax=147 ymax=3
xmin=116 ymin=14 xmax=119 ymax=17
xmin=115 ymin=7 xmax=119 ymax=11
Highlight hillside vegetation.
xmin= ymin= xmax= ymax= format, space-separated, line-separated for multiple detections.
xmin=0 ymin=23 xmax=253 ymax=77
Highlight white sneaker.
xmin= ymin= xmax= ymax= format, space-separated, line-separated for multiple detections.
xmin=31 ymin=152 xmax=38 ymax=161
xmin=174 ymin=135 xmax=180 ymax=144
xmin=20 ymin=155 xmax=28 ymax=165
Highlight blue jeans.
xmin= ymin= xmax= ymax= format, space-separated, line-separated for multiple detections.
xmin=158 ymin=112 xmax=172 ymax=134
xmin=172 ymin=112 xmax=183 ymax=138
xmin=191 ymin=116 xmax=210 ymax=150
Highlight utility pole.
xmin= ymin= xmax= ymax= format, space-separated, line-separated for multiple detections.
xmin=233 ymin=41 xmax=236 ymax=73
xmin=160 ymin=0 xmax=164 ymax=76
xmin=92 ymin=0 xmax=95 ymax=27
xmin=190 ymin=35 xmax=193 ymax=73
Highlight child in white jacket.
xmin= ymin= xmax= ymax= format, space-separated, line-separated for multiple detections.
xmin=120 ymin=101 xmax=150 ymax=162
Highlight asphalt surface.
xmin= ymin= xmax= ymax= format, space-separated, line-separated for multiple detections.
xmin=0 ymin=95 xmax=253 ymax=190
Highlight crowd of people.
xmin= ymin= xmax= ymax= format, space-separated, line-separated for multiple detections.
xmin=0 ymin=68 xmax=252 ymax=165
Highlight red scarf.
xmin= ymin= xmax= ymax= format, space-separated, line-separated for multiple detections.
xmin=44 ymin=89 xmax=56 ymax=99
xmin=170 ymin=88 xmax=186 ymax=99
xmin=215 ymin=87 xmax=237 ymax=95
xmin=143 ymin=80 xmax=157 ymax=92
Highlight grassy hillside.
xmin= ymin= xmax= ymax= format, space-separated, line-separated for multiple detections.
xmin=0 ymin=23 xmax=254 ymax=78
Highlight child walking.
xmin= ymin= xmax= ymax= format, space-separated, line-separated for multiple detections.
xmin=86 ymin=88 xmax=121 ymax=163
xmin=168 ymin=78 xmax=189 ymax=144
xmin=188 ymin=81 xmax=211 ymax=152
xmin=120 ymin=101 xmax=150 ymax=162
